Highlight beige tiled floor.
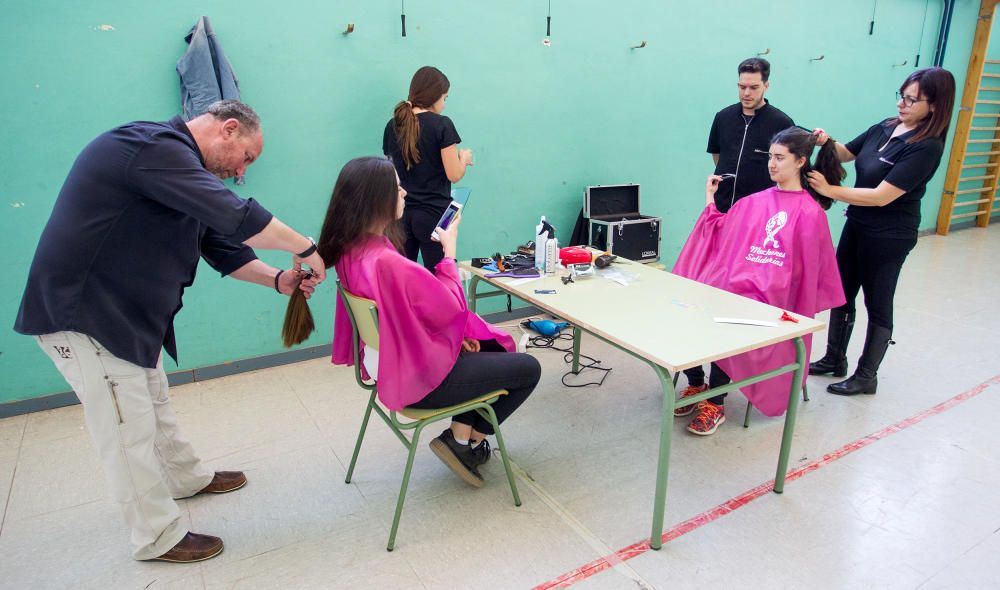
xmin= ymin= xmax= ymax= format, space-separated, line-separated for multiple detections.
xmin=1 ymin=227 xmax=999 ymax=589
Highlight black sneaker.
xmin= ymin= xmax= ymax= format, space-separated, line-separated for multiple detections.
xmin=429 ymin=429 xmax=484 ymax=488
xmin=468 ymin=438 xmax=492 ymax=468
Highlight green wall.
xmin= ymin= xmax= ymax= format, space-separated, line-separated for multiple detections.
xmin=0 ymin=1 xmax=982 ymax=404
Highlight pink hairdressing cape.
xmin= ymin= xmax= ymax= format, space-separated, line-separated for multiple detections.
xmin=672 ymin=187 xmax=845 ymax=416
xmin=332 ymin=236 xmax=515 ymax=410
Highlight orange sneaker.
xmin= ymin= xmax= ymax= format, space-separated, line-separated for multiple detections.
xmin=673 ymin=384 xmax=709 ymax=417
xmin=686 ymin=401 xmax=726 ymax=436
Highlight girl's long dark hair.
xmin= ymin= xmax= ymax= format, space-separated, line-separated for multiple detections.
xmin=393 ymin=66 xmax=450 ymax=170
xmin=317 ymin=156 xmax=401 ymax=266
xmin=281 ymin=156 xmax=400 ymax=347
xmin=771 ymin=127 xmax=845 ymax=210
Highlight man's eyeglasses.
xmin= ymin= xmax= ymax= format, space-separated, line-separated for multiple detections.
xmin=896 ymin=91 xmax=928 ymax=107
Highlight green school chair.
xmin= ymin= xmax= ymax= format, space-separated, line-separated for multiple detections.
xmin=337 ymin=281 xmax=522 ymax=551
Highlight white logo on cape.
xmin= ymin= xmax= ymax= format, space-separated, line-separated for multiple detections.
xmin=762 ymin=211 xmax=788 ymax=249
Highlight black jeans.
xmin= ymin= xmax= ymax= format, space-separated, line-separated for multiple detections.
xmin=834 ymin=220 xmax=916 ymax=330
xmin=682 ymin=363 xmax=730 ymax=405
xmin=403 ymin=206 xmax=446 ymax=272
xmin=409 ymin=340 xmax=542 ymax=435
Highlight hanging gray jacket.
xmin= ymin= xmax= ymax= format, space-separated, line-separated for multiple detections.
xmin=177 ymin=16 xmax=240 ymax=121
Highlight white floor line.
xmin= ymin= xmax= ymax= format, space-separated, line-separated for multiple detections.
xmin=507 ymin=457 xmax=655 ymax=589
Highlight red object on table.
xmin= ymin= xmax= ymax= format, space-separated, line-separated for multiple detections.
xmin=780 ymin=311 xmax=799 ymax=323
xmin=559 ymin=246 xmax=591 ymax=266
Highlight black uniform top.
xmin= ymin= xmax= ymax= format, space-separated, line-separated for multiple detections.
xmin=707 ymin=101 xmax=795 ymax=212
xmin=843 ymin=119 xmax=945 ymax=238
xmin=383 ymin=112 xmax=462 ymax=213
xmin=15 ymin=116 xmax=273 ymax=368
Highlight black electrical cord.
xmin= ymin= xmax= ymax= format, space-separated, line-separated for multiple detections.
xmin=523 ymin=331 xmax=612 ymax=388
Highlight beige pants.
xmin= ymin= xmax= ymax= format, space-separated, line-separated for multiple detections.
xmin=36 ymin=332 xmax=214 ymax=560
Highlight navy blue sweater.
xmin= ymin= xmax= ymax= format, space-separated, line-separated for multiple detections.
xmin=15 ymin=116 xmax=273 ymax=368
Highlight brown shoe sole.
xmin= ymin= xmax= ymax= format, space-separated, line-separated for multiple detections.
xmin=199 ymin=477 xmax=247 ymax=495
xmin=429 ymin=439 xmax=484 ymax=488
xmin=149 ymin=543 xmax=224 ymax=564
xmin=176 ymin=475 xmax=248 ymax=499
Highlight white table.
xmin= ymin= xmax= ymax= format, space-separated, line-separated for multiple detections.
xmin=463 ymin=258 xmax=824 ymax=549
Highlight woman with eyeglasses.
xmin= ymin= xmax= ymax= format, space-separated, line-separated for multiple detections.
xmin=806 ymin=67 xmax=955 ymax=396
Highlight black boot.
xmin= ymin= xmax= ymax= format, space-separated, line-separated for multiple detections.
xmin=809 ymin=310 xmax=855 ymax=376
xmin=827 ymin=323 xmax=893 ymax=396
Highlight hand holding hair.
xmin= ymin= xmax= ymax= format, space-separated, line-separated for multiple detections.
xmin=806 ymin=170 xmax=832 ymax=196
xmin=811 ymin=128 xmax=830 ymax=146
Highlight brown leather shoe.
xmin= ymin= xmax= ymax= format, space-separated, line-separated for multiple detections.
xmin=196 ymin=471 xmax=247 ymax=496
xmin=147 ymin=532 xmax=223 ymax=563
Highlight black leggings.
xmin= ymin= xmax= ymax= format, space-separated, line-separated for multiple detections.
xmin=403 ymin=206 xmax=446 ymax=272
xmin=409 ymin=340 xmax=541 ymax=435
xmin=834 ymin=221 xmax=916 ymax=330
xmin=682 ymin=363 xmax=730 ymax=406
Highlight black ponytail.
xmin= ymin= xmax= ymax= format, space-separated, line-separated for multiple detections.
xmin=804 ymin=141 xmax=845 ymax=210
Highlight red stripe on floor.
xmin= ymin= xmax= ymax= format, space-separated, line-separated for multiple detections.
xmin=533 ymin=374 xmax=1000 ymax=590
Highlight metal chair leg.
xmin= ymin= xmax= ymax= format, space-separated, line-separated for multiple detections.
xmin=743 ymin=381 xmax=808 ymax=430
xmin=479 ymin=406 xmax=521 ymax=507
xmin=346 ymin=392 xmax=377 ymax=483
xmin=387 ymin=423 xmax=424 ymax=552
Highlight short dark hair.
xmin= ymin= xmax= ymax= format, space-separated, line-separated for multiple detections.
xmin=738 ymin=58 xmax=771 ymax=82
xmin=206 ymin=100 xmax=260 ymax=134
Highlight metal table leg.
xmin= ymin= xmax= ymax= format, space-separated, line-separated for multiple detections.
xmin=773 ymin=337 xmax=806 ymax=493
xmin=648 ymin=363 xmax=677 ymax=550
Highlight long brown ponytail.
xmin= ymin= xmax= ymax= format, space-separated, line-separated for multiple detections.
xmin=282 ymin=278 xmax=315 ymax=347
xmin=393 ymin=66 xmax=450 ymax=170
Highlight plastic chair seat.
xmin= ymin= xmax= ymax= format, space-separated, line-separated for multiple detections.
xmin=399 ymin=390 xmax=508 ymax=421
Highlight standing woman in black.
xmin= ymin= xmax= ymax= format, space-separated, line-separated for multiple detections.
xmin=806 ymin=67 xmax=955 ymax=395
xmin=384 ymin=66 xmax=473 ymax=271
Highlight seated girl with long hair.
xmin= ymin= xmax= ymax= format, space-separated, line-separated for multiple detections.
xmin=672 ymin=127 xmax=847 ymax=435
xmin=319 ymin=156 xmax=540 ymax=487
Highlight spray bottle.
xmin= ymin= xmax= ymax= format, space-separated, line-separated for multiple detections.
xmin=535 ymin=216 xmax=547 ymax=271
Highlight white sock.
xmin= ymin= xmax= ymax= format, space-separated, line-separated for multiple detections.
xmin=453 ymin=437 xmax=469 ymax=445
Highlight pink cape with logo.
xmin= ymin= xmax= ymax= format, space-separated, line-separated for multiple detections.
xmin=672 ymin=187 xmax=845 ymax=416
xmin=332 ymin=235 xmax=515 ymax=411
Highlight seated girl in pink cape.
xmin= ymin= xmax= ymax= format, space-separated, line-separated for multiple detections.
xmin=321 ymin=156 xmax=541 ymax=487
xmin=672 ymin=127 xmax=847 ymax=435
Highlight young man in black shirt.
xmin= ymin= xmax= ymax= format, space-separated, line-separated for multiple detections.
xmin=677 ymin=58 xmax=796 ymax=436
xmin=707 ymin=57 xmax=796 ymax=213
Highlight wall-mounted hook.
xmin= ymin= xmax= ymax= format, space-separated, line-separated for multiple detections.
xmin=401 ymin=0 xmax=406 ymax=37
xmin=892 ymin=59 xmax=908 ymax=67
xmin=756 ymin=48 xmax=771 ymax=56
xmin=809 ymin=54 xmax=825 ymax=62
xmin=630 ymin=40 xmax=647 ymax=49
xmin=343 ymin=23 xmax=355 ymax=35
